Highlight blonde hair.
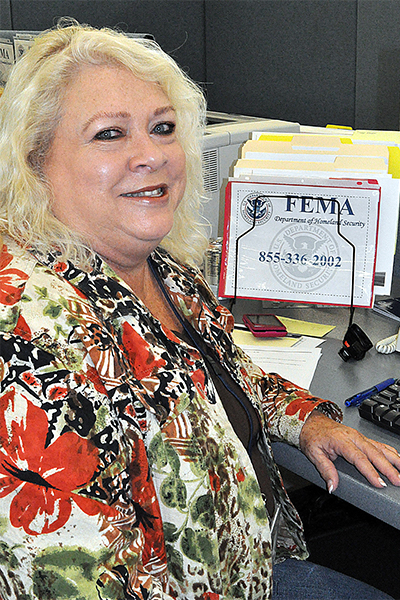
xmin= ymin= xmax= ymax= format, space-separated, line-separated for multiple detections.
xmin=0 ymin=20 xmax=209 ymax=267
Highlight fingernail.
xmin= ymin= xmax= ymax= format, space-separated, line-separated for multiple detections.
xmin=327 ymin=480 xmax=334 ymax=494
xmin=378 ymin=477 xmax=387 ymax=487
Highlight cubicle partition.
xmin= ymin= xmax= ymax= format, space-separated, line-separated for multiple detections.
xmin=2 ymin=0 xmax=400 ymax=132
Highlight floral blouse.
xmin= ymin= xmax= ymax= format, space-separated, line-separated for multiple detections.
xmin=0 ymin=236 xmax=341 ymax=600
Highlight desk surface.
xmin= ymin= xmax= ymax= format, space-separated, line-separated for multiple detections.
xmin=230 ymin=298 xmax=400 ymax=529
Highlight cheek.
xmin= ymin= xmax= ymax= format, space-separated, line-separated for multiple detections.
xmin=96 ymin=161 xmax=120 ymax=184
xmin=64 ymin=151 xmax=119 ymax=188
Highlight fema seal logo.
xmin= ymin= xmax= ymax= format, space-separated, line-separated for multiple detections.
xmin=240 ymin=194 xmax=273 ymax=226
xmin=270 ymin=223 xmax=340 ymax=291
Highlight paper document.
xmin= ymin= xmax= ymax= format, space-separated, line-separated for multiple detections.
xmin=237 ymin=345 xmax=322 ymax=389
xmin=290 ymin=336 xmax=325 ymax=351
xmin=234 ymin=157 xmax=388 ymax=175
xmin=242 ymin=138 xmax=389 ymax=162
xmin=232 ymin=328 xmax=324 ymax=388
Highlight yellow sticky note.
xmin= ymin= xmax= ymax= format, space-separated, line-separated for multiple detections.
xmin=277 ymin=316 xmax=335 ymax=338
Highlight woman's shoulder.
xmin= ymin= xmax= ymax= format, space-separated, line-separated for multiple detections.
xmin=0 ymin=237 xmax=98 ymax=363
xmin=0 ymin=235 xmax=86 ymax=305
xmin=0 ymin=236 xmax=42 ymax=332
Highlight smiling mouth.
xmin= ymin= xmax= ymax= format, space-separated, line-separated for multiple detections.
xmin=122 ymin=186 xmax=166 ymax=198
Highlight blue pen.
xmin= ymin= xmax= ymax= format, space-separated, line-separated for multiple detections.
xmin=345 ymin=378 xmax=396 ymax=407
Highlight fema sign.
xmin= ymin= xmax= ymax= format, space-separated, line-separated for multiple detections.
xmin=220 ymin=178 xmax=380 ymax=307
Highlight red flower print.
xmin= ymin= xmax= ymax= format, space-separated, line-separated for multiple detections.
xmin=209 ymin=470 xmax=221 ymax=492
xmin=202 ymin=593 xmax=220 ymax=600
xmin=14 ymin=313 xmax=31 ymax=340
xmin=192 ymin=369 xmax=206 ymax=399
xmin=85 ymin=365 xmax=108 ymax=395
xmin=128 ymin=437 xmax=166 ymax=565
xmin=21 ymin=372 xmax=40 ymax=388
xmin=0 ymin=245 xmax=28 ymax=306
xmin=53 ymin=261 xmax=68 ymax=273
xmin=285 ymin=398 xmax=318 ymax=421
xmin=0 ymin=389 xmax=109 ymax=535
xmin=48 ymin=385 xmax=68 ymax=401
xmin=236 ymin=468 xmax=245 ymax=483
xmin=122 ymin=322 xmax=166 ymax=380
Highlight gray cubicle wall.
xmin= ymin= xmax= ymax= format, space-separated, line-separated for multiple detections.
xmin=2 ymin=0 xmax=400 ymax=131
xmin=356 ymin=0 xmax=400 ymax=132
xmin=204 ymin=0 xmax=358 ymax=129
xmin=0 ymin=0 xmax=207 ymax=87
xmin=204 ymin=0 xmax=400 ymax=132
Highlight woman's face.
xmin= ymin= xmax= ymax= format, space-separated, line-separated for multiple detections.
xmin=44 ymin=64 xmax=187 ymax=269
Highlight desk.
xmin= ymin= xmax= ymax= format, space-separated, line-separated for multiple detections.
xmin=230 ymin=298 xmax=400 ymax=529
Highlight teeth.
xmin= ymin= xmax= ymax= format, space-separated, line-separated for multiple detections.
xmin=125 ymin=187 xmax=164 ymax=198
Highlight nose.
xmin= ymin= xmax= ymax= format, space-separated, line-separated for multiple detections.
xmin=128 ymin=134 xmax=167 ymax=172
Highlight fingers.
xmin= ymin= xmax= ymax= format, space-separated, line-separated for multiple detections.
xmin=306 ymin=438 xmax=386 ymax=491
xmin=353 ymin=438 xmax=400 ymax=487
xmin=320 ymin=432 xmax=400 ymax=489
xmin=340 ymin=441 xmax=392 ymax=488
xmin=300 ymin=412 xmax=400 ymax=490
xmin=305 ymin=447 xmax=339 ymax=493
xmin=368 ymin=440 xmax=400 ymax=466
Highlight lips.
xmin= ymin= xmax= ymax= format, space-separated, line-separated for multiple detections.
xmin=121 ymin=185 xmax=167 ymax=198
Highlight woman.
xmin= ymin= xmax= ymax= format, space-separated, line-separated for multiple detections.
xmin=0 ymin=22 xmax=398 ymax=600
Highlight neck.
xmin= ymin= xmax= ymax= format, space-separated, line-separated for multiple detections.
xmin=94 ymin=233 xmax=159 ymax=281
xmin=106 ymin=258 xmax=151 ymax=297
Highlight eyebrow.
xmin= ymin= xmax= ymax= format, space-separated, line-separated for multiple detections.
xmin=155 ymin=105 xmax=175 ymax=117
xmin=82 ymin=105 xmax=176 ymax=132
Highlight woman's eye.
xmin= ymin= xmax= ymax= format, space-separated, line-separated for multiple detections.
xmin=152 ymin=122 xmax=176 ymax=136
xmin=94 ymin=128 xmax=123 ymax=141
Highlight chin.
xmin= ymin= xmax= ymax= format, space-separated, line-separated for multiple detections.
xmin=136 ymin=223 xmax=174 ymax=242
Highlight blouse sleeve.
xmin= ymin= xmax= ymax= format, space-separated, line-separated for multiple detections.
xmin=233 ymin=342 xmax=342 ymax=447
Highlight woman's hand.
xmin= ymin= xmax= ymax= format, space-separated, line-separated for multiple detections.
xmin=299 ymin=409 xmax=400 ymax=493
